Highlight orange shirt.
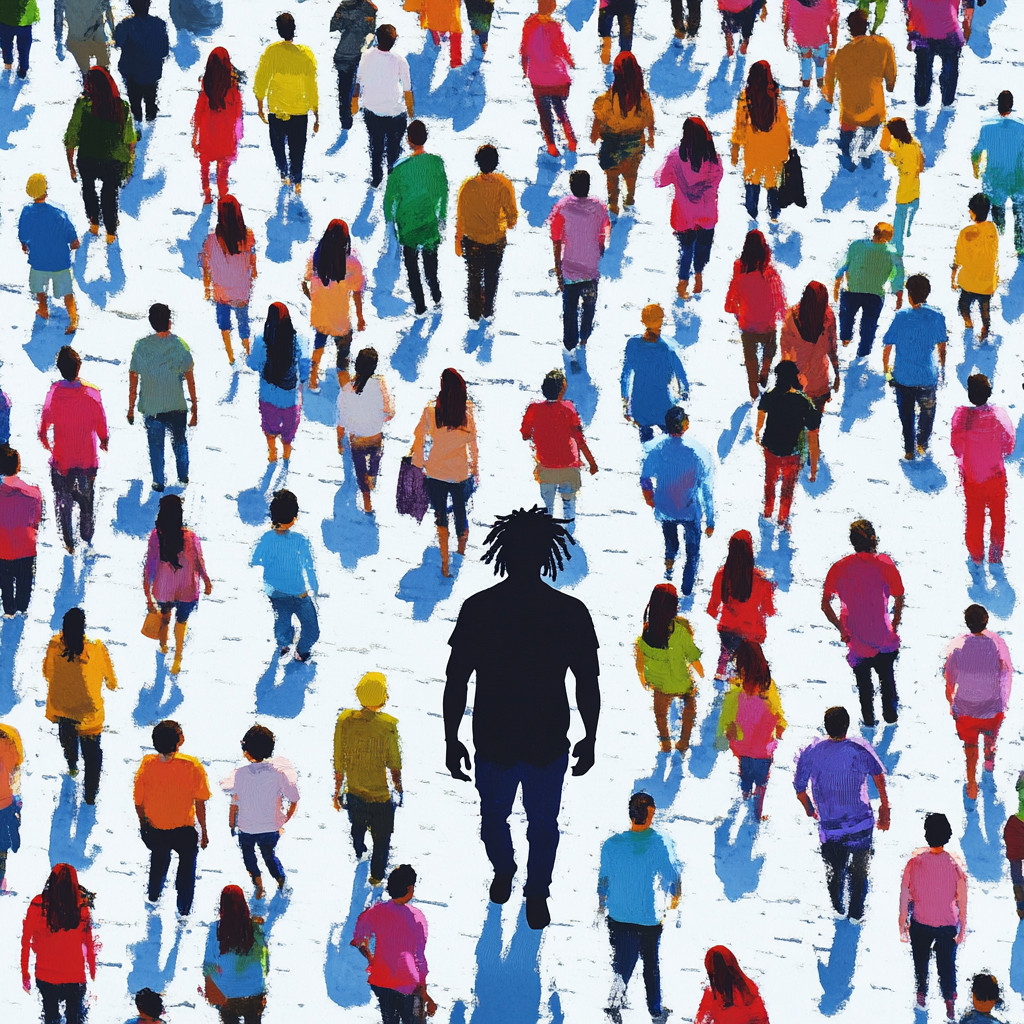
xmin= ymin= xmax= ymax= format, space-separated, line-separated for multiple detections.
xmin=0 ymin=723 xmax=23 ymax=810
xmin=133 ymin=753 xmax=211 ymax=830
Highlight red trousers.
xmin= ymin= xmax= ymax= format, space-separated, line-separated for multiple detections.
xmin=763 ymin=450 xmax=801 ymax=524
xmin=964 ymin=474 xmax=1006 ymax=563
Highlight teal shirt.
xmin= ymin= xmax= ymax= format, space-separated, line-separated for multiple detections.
xmin=837 ymin=238 xmax=904 ymax=295
xmin=129 ymin=334 xmax=193 ymax=416
xmin=383 ymin=152 xmax=449 ymax=249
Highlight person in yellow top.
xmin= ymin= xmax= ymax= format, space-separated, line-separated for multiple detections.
xmin=823 ymin=9 xmax=896 ymax=172
xmin=0 ymin=721 xmax=23 ymax=892
xmin=953 ymin=193 xmax=999 ymax=341
xmin=731 ymin=60 xmax=791 ymax=222
xmin=333 ymin=672 xmax=403 ymax=886
xmin=880 ymin=118 xmax=925 ymax=256
xmin=42 ymin=607 xmax=117 ymax=806
xmin=253 ymin=12 xmax=319 ymax=194
xmin=455 ymin=144 xmax=519 ymax=322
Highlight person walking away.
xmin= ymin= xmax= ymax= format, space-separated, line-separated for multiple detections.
xmin=521 ymin=369 xmax=598 ymax=526
xmin=779 ymin=281 xmax=840 ymax=414
xmin=64 ymin=67 xmax=137 ymax=244
xmin=383 ymin=119 xmax=447 ymax=316
xmin=635 ymin=583 xmax=703 ymax=753
xmin=201 ymin=195 xmax=257 ymax=364
xmin=39 ymin=346 xmax=107 ymax=554
xmin=0 ymin=446 xmax=41 ymax=618
xmin=520 ymin=0 xmax=576 ymax=157
xmin=833 ymin=222 xmax=904 ymax=356
xmin=0 ymin=721 xmax=23 ymax=893
xmin=671 ymin=0 xmax=701 ymax=38
xmin=251 ymin=303 xmax=303 ymax=464
xmin=881 ymin=273 xmax=947 ymax=459
xmin=19 ymin=174 xmax=80 ymax=334
xmin=694 ymin=946 xmax=771 ymax=1023
xmin=597 ymin=0 xmax=636 ymax=64
xmin=959 ymin=974 xmax=1007 ymax=1024
xmin=455 ymin=145 xmax=518 ymax=321
xmin=972 ymin=90 xmax=1024 ymax=258
xmin=654 ymin=116 xmax=723 ymax=301
xmin=128 ymin=303 xmax=197 ymax=492
xmin=783 ymin=0 xmax=837 ymax=90
xmin=718 ymin=0 xmax=765 ymax=56
xmin=112 ymin=0 xmax=168 ymax=127
xmin=334 ymin=672 xmax=402 ymax=886
xmin=951 ymin=373 xmax=1014 ymax=567
xmin=191 ymin=47 xmax=244 ymax=204
xmin=620 ymin=304 xmax=689 ymax=442
xmin=725 ymin=230 xmax=787 ymax=400
xmin=251 ymin=489 xmax=320 ymax=662
xmin=823 ymin=9 xmax=896 ymax=170
xmin=131 ymin=988 xmax=166 ymax=1024
xmin=42 ymin=608 xmax=117 ymax=805
xmin=337 ymin=348 xmax=394 ymax=514
xmin=221 ymin=725 xmax=299 ymax=899
xmin=640 ymin=406 xmax=715 ymax=591
xmin=905 ymin=0 xmax=973 ymax=108
xmin=331 ymin=0 xmax=376 ymax=130
xmin=794 ymin=705 xmax=890 ymax=920
xmin=0 ymin=0 xmax=38 ymax=77
xmin=466 ymin=0 xmax=494 ymax=53
xmin=899 ymin=812 xmax=967 ymax=1020
xmin=202 ymin=886 xmax=269 ymax=1023
xmin=822 ymin=519 xmax=904 ymax=725
xmin=598 ymin=792 xmax=680 ymax=1024
xmin=880 ymin=118 xmax=924 ymax=254
xmin=1004 ymin=773 xmax=1024 ymax=920
xmin=952 ymin=193 xmax=998 ymax=340
xmin=55 ymin=0 xmax=113 ymax=75
xmin=731 ymin=60 xmax=790 ymax=221
xmin=414 ymin=0 xmax=463 ymax=68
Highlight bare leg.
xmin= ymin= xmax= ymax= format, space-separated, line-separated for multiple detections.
xmin=965 ymin=743 xmax=979 ymax=799
xmin=282 ymin=442 xmax=292 ymax=461
xmin=158 ymin=613 xmax=171 ymax=654
xmin=457 ymin=529 xmax=468 ymax=555
xmin=221 ymin=329 xmax=234 ymax=365
xmin=35 ymin=292 xmax=49 ymax=319
xmin=309 ymin=350 xmax=323 ymax=389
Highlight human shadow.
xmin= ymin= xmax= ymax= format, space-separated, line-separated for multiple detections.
xmin=706 ymin=55 xmax=746 ymax=117
xmin=50 ymin=554 xmax=94 ymax=631
xmin=714 ymin=799 xmax=764 ymax=901
xmin=72 ymin=230 xmax=126 ymax=310
xmin=259 ymin=885 xmax=292 ymax=938
xmin=236 ymin=465 xmax=277 ymax=526
xmin=392 ymin=312 xmax=439 ymax=381
xmin=838 ymin=363 xmax=887 ymax=434
xmin=463 ymin=322 xmax=493 ymax=363
xmin=351 ymin=185 xmax=378 ymax=241
xmin=648 ymin=40 xmax=703 ymax=100
xmin=914 ymin=108 xmax=954 ymax=169
xmin=817 ymin=918 xmax=860 ymax=1016
xmin=470 ymin=903 xmax=543 ymax=1024
xmin=820 ymin=158 xmax=888 ymax=213
xmin=550 ymin=538 xmax=586 ymax=589
xmin=792 ymin=93 xmax=832 ymax=148
xmin=600 ymin=213 xmax=634 ymax=280
xmin=169 ymin=0 xmax=222 ymax=69
xmin=371 ymin=230 xmax=407 ymax=319
xmin=301 ymin=368 xmax=342 ymax=427
xmin=24 ymin=309 xmax=73 ymax=373
xmin=113 ymin=479 xmax=163 ymax=537
xmin=0 ymin=615 xmax=25 ymax=716
xmin=172 ymin=205 xmax=211 ymax=280
xmin=48 ymin=775 xmax=98 ymax=871
xmin=121 ymin=129 xmax=165 ymax=220
xmin=899 ymin=454 xmax=947 ymax=493
xmin=862 ymin=722 xmax=900 ymax=778
xmin=324 ymin=861 xmax=373 ymax=1008
xmin=561 ymin=350 xmax=598 ymax=427
xmin=218 ymin=368 xmax=240 ymax=407
xmin=968 ymin=561 xmax=1015 ymax=619
xmin=686 ymin=678 xmax=727 ymax=779
xmin=771 ymin=227 xmax=802 ymax=269
xmin=416 ymin=56 xmax=487 ymax=132
xmin=127 ymin=910 xmax=183 ymax=994
xmin=671 ymin=306 xmax=701 ymax=350
xmin=757 ymin=517 xmax=793 ymax=592
xmin=265 ymin=187 xmax=310 ymax=265
xmin=321 ymin=456 xmax=381 ymax=570
xmin=633 ymin=750 xmax=685 ymax=812
xmin=1010 ymin=917 xmax=1024 ymax=998
xmin=0 ymin=77 xmax=32 ymax=149
xmin=1002 ymin=258 xmax=1024 ymax=324
xmin=961 ymin=771 xmax=1006 ymax=882
xmin=396 ymin=545 xmax=457 ymax=620
xmin=134 ymin=653 xmax=184 ymax=727
xmin=967 ymin=0 xmax=1006 ymax=58
xmin=717 ymin=402 xmax=750 ymax=462
xmin=255 ymin=657 xmax=317 ymax=719
xmin=520 ymin=151 xmax=563 ymax=228
xmin=955 ymin=329 xmax=1000 ymax=392
xmin=563 ymin=0 xmax=596 ymax=30
xmin=406 ymin=36 xmax=443 ymax=115
xmin=800 ymin=452 xmax=833 ymax=499
xmin=325 ymin=127 xmax=350 ymax=158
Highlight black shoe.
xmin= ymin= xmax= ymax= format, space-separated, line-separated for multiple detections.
xmin=17 ymin=67 xmax=26 ymax=79
xmin=489 ymin=869 xmax=516 ymax=904
xmin=178 ymin=476 xmax=189 ymax=486
xmin=294 ymin=650 xmax=312 ymax=663
xmin=883 ymin=709 xmax=898 ymax=724
xmin=525 ymin=895 xmax=550 ymax=929
xmin=279 ymin=646 xmax=291 ymax=659
xmin=151 ymin=482 xmax=165 ymax=492
xmin=414 ymin=304 xmax=427 ymax=316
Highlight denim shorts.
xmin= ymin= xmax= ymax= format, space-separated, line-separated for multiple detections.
xmin=738 ymin=756 xmax=772 ymax=790
xmin=29 ymin=268 xmax=74 ymax=298
xmin=215 ymin=302 xmax=251 ymax=337
xmin=158 ymin=600 xmax=197 ymax=621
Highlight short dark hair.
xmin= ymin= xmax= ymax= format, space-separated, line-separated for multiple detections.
xmin=0 ymin=446 xmax=19 ymax=478
xmin=56 ymin=345 xmax=81 ymax=382
xmin=148 ymin=303 xmax=171 ymax=333
xmin=129 ymin=0 xmax=151 ymax=13
xmin=628 ymin=792 xmax=655 ymax=825
xmin=541 ymin=369 xmax=565 ymax=400
xmin=665 ymin=406 xmax=687 ymax=434
xmin=475 ymin=145 xmax=499 ymax=174
xmin=152 ymin=720 xmax=183 ymax=755
xmin=242 ymin=724 xmax=275 ymax=761
xmin=824 ymin=706 xmax=850 ymax=739
xmin=135 ymin=988 xmax=165 ymax=1018
xmin=849 ymin=519 xmax=877 ymax=553
xmin=967 ymin=373 xmax=992 ymax=407
xmin=270 ymin=489 xmax=299 ymax=527
xmin=969 ymin=192 xmax=991 ymax=222
xmin=774 ymin=359 xmax=801 ymax=391
xmin=971 ymin=973 xmax=1001 ymax=1004
xmin=964 ymin=603 xmax=989 ymax=634
xmin=905 ymin=274 xmax=931 ymax=305
xmin=569 ymin=169 xmax=590 ymax=198
xmin=924 ymin=812 xmax=952 ymax=847
xmin=376 ymin=24 xmax=397 ymax=50
xmin=387 ymin=863 xmax=417 ymax=898
xmin=407 ymin=119 xmax=427 ymax=146
xmin=998 ymin=90 xmax=1014 ymax=115
xmin=847 ymin=8 xmax=868 ymax=34
xmin=276 ymin=12 xmax=295 ymax=39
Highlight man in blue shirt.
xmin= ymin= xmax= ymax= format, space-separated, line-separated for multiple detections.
xmin=972 ymin=90 xmax=1024 ymax=256
xmin=112 ymin=0 xmax=169 ymax=126
xmin=640 ymin=406 xmax=714 ymax=594
xmin=620 ymin=304 xmax=689 ymax=444
xmin=881 ymin=273 xmax=947 ymax=460
xmin=598 ymin=792 xmax=680 ymax=1024
xmin=251 ymin=489 xmax=320 ymax=662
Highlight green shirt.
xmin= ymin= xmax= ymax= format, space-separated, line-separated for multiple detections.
xmin=838 ymin=238 xmax=904 ymax=296
xmin=129 ymin=334 xmax=193 ymax=416
xmin=637 ymin=618 xmax=701 ymax=695
xmin=383 ymin=152 xmax=449 ymax=250
xmin=63 ymin=96 xmax=137 ymax=168
xmin=333 ymin=708 xmax=401 ymax=802
xmin=0 ymin=0 xmax=39 ymax=27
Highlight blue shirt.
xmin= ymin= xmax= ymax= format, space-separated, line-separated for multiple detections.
xmin=620 ymin=336 xmax=689 ymax=429
xmin=598 ymin=828 xmax=681 ymax=926
xmin=18 ymin=202 xmax=77 ymax=271
xmin=112 ymin=12 xmax=168 ymax=84
xmin=971 ymin=116 xmax=1024 ymax=195
xmin=251 ymin=528 xmax=318 ymax=597
xmin=203 ymin=922 xmax=268 ymax=999
xmin=640 ymin=435 xmax=714 ymax=526
xmin=882 ymin=304 xmax=946 ymax=387
xmin=249 ymin=335 xmax=303 ymax=409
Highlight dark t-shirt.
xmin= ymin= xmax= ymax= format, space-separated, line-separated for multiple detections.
xmin=758 ymin=388 xmax=822 ymax=457
xmin=447 ymin=579 xmax=600 ymax=767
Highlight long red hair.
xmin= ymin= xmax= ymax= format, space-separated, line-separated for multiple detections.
xmin=611 ymin=52 xmax=644 ymax=117
xmin=642 ymin=583 xmax=678 ymax=650
xmin=203 ymin=47 xmax=235 ymax=111
xmin=705 ymin=945 xmax=759 ymax=1008
xmin=84 ymin=67 xmax=123 ymax=125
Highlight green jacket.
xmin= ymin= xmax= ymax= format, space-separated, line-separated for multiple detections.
xmin=64 ymin=96 xmax=137 ymax=174
xmin=0 ymin=0 xmax=39 ymax=26
xmin=384 ymin=152 xmax=449 ymax=250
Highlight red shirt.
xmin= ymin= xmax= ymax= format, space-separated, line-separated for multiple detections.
xmin=520 ymin=399 xmax=583 ymax=469
xmin=21 ymin=897 xmax=97 ymax=984
xmin=39 ymin=380 xmax=108 ymax=475
xmin=1005 ymin=814 xmax=1024 ymax=861
xmin=724 ymin=262 xmax=787 ymax=333
xmin=0 ymin=475 xmax=42 ymax=560
xmin=823 ymin=551 xmax=904 ymax=660
xmin=707 ymin=568 xmax=775 ymax=643
xmin=694 ymin=984 xmax=770 ymax=1023
xmin=192 ymin=86 xmax=244 ymax=163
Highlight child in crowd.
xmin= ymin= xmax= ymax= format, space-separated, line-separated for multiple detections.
xmin=880 ymin=118 xmax=925 ymax=255
xmin=130 ymin=988 xmax=166 ymax=1023
xmin=959 ymin=974 xmax=1007 ymax=1024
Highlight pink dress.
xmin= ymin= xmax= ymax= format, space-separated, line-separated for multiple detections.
xmin=145 ymin=529 xmax=208 ymax=604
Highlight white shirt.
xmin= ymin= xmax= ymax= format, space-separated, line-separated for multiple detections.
xmin=337 ymin=376 xmax=393 ymax=438
xmin=356 ymin=47 xmax=411 ymax=116
xmin=221 ymin=758 xmax=299 ymax=835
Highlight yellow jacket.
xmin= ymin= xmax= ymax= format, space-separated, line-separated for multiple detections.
xmin=955 ymin=220 xmax=999 ymax=295
xmin=43 ymin=636 xmax=117 ymax=735
xmin=732 ymin=91 xmax=791 ymax=187
xmin=824 ymin=35 xmax=896 ymax=129
xmin=254 ymin=41 xmax=318 ymax=116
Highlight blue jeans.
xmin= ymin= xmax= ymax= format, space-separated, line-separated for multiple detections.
xmin=820 ymin=830 xmax=872 ymax=919
xmin=239 ymin=830 xmax=284 ymax=883
xmin=216 ymin=302 xmax=251 ymax=337
xmin=268 ymin=592 xmax=320 ymax=657
xmin=371 ymin=985 xmax=422 ymax=1024
xmin=661 ymin=518 xmax=702 ymax=595
xmin=744 ymin=183 xmax=780 ymax=221
xmin=910 ymin=920 xmax=957 ymax=999
xmin=838 ymin=291 xmax=884 ymax=356
xmin=268 ymin=113 xmax=308 ymax=183
xmin=597 ymin=0 xmax=635 ymax=50
xmin=539 ymin=481 xmax=576 ymax=524
xmin=892 ymin=199 xmax=919 ymax=256
xmin=475 ymin=753 xmax=568 ymax=898
xmin=425 ymin=476 xmax=471 ymax=536
xmin=607 ymin=919 xmax=663 ymax=1016
xmin=894 ymin=383 xmax=937 ymax=456
xmin=675 ymin=227 xmax=714 ymax=280
xmin=0 ymin=23 xmax=31 ymax=72
xmin=989 ymin=189 xmax=1024 ymax=254
xmin=144 ymin=411 xmax=189 ymax=488
xmin=914 ymin=37 xmax=961 ymax=107
xmin=346 ymin=794 xmax=395 ymax=882
xmin=36 ymin=980 xmax=86 ymax=1024
xmin=562 ymin=279 xmax=597 ymax=351
xmin=638 ymin=424 xmax=663 ymax=444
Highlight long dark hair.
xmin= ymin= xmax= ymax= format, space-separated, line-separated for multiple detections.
xmin=202 ymin=47 xmax=234 ymax=111
xmin=735 ymin=640 xmax=770 ymax=692
xmin=721 ymin=531 xmax=754 ymax=605
xmin=42 ymin=864 xmax=83 ymax=933
xmin=705 ymin=946 xmax=758 ymax=1008
xmin=435 ymin=368 xmax=467 ymax=429
xmin=216 ymin=195 xmax=248 ymax=256
xmin=611 ymin=51 xmax=644 ymax=117
xmin=746 ymin=61 xmax=779 ymax=134
xmin=155 ymin=495 xmax=185 ymax=570
xmin=679 ymin=116 xmax=718 ymax=172
xmin=886 ymin=117 xmax=913 ymax=145
xmin=642 ymin=583 xmax=678 ymax=650
xmin=61 ymin=608 xmax=87 ymax=663
xmin=796 ymin=281 xmax=828 ymax=344
xmin=84 ymin=67 xmax=124 ymax=125
xmin=262 ymin=302 xmax=297 ymax=389
xmin=313 ymin=220 xmax=351 ymax=286
xmin=352 ymin=347 xmax=378 ymax=395
xmin=218 ymin=885 xmax=255 ymax=956
xmin=739 ymin=230 xmax=771 ymax=274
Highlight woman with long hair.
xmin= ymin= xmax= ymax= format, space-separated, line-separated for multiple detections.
xmin=694 ymin=945 xmax=771 ymax=1022
xmin=42 ymin=608 xmax=118 ymax=805
xmin=779 ymin=281 xmax=840 ymax=414
xmin=21 ymin=863 xmax=98 ymax=1024
xmin=143 ymin=495 xmax=212 ymax=675
xmin=590 ymin=51 xmax=655 ymax=214
xmin=880 ymin=117 xmax=925 ymax=256
xmin=635 ymin=583 xmax=705 ymax=753
xmin=731 ymin=60 xmax=791 ymax=222
xmin=251 ymin=303 xmax=303 ymax=463
xmin=706 ymin=530 xmax=776 ymax=681
xmin=654 ymin=116 xmax=724 ymax=299
xmin=725 ymin=230 xmax=787 ymax=400
xmin=0 ymin=721 xmax=23 ymax=892
xmin=411 ymin=368 xmax=478 ymax=577
xmin=202 ymin=885 xmax=269 ymax=1023
xmin=302 ymin=219 xmax=366 ymax=392
xmin=718 ymin=0 xmax=767 ymax=56
xmin=202 ymin=195 xmax=257 ymax=364
xmin=191 ymin=47 xmax=244 ymax=203
xmin=336 ymin=347 xmax=395 ymax=514
xmin=63 ymin=66 xmax=137 ymax=243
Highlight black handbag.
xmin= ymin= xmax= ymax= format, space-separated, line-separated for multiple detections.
xmin=779 ymin=148 xmax=807 ymax=210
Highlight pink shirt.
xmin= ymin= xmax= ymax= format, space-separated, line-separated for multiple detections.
xmin=719 ymin=0 xmax=756 ymax=11
xmin=784 ymin=0 xmax=836 ymax=47
xmin=900 ymin=848 xmax=967 ymax=929
xmin=951 ymin=403 xmax=1015 ymax=485
xmin=202 ymin=232 xmax=255 ymax=307
xmin=352 ymin=900 xmax=428 ymax=994
xmin=0 ymin=476 xmax=42 ymax=560
xmin=549 ymin=195 xmax=610 ymax=282
xmin=730 ymin=691 xmax=780 ymax=759
xmin=724 ymin=264 xmax=787 ymax=333
xmin=907 ymin=0 xmax=967 ymax=43
xmin=823 ymin=552 xmax=904 ymax=661
xmin=944 ymin=630 xmax=1013 ymax=719
xmin=144 ymin=529 xmax=208 ymax=603
xmin=39 ymin=380 xmax=108 ymax=474
xmin=653 ymin=150 xmax=724 ymax=232
xmin=520 ymin=16 xmax=573 ymax=88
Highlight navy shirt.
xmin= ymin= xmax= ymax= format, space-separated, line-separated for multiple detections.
xmin=113 ymin=13 xmax=169 ymax=84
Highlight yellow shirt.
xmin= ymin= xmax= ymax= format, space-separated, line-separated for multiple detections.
xmin=334 ymin=709 xmax=402 ymax=802
xmin=0 ymin=723 xmax=23 ymax=810
xmin=955 ymin=220 xmax=999 ymax=296
xmin=884 ymin=135 xmax=924 ymax=204
xmin=731 ymin=91 xmax=791 ymax=187
xmin=42 ymin=636 xmax=117 ymax=736
xmin=456 ymin=173 xmax=519 ymax=245
xmin=591 ymin=90 xmax=655 ymax=137
xmin=824 ymin=35 xmax=896 ymax=129
xmin=253 ymin=41 xmax=318 ymax=116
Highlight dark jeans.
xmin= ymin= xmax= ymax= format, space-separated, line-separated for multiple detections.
xmin=475 ymin=753 xmax=568 ymax=898
xmin=337 ymin=65 xmax=357 ymax=130
xmin=744 ymin=183 xmax=780 ymax=221
xmin=914 ymin=37 xmax=961 ymax=107
xmin=852 ymin=649 xmax=898 ymax=725
xmin=351 ymin=439 xmax=384 ymax=494
xmin=894 ymin=383 xmax=937 ymax=457
xmin=403 ymin=244 xmax=441 ymax=313
xmin=77 ymin=155 xmax=122 ymax=234
xmin=36 ymin=979 xmax=86 ymax=1024
xmin=463 ymin=238 xmax=505 ymax=320
xmin=670 ymin=0 xmax=701 ymax=35
xmin=958 ymin=289 xmax=991 ymax=329
xmin=144 ymin=411 xmax=189 ymax=488
xmin=607 ymin=919 xmax=663 ymax=1016
xmin=142 ymin=823 xmax=199 ymax=915
xmin=820 ymin=831 xmax=872 ymax=919
xmin=425 ymin=476 xmax=471 ymax=536
xmin=269 ymin=113 xmax=308 ymax=184
xmin=0 ymin=555 xmax=34 ymax=614
xmin=990 ymin=191 xmax=1024 ymax=255
xmin=52 ymin=468 xmax=96 ymax=551
xmin=347 ymin=794 xmax=395 ymax=882
xmin=371 ymin=985 xmax=424 ymax=1024
xmin=364 ymin=110 xmax=406 ymax=187
xmin=562 ymin=279 xmax=597 ymax=351
xmin=125 ymin=78 xmax=158 ymax=121
xmin=676 ymin=227 xmax=714 ymax=279
xmin=533 ymin=90 xmax=572 ymax=146
xmin=838 ymin=126 xmax=878 ymax=167
xmin=239 ymin=830 xmax=284 ymax=883
xmin=838 ymin=291 xmax=884 ymax=356
xmin=0 ymin=23 xmax=31 ymax=72
xmin=219 ymin=994 xmax=266 ymax=1024
xmin=661 ymin=518 xmax=702 ymax=595
xmin=638 ymin=424 xmax=662 ymax=444
xmin=909 ymin=920 xmax=957 ymax=1000
xmin=58 ymin=719 xmax=102 ymax=804
xmin=597 ymin=0 xmax=636 ymax=50
xmin=269 ymin=592 xmax=320 ymax=657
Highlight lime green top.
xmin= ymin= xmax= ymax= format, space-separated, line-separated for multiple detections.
xmin=637 ymin=618 xmax=701 ymax=696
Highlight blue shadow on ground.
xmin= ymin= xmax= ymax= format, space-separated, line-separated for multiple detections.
xmin=521 ymin=151 xmax=563 ymax=228
xmin=266 ymin=187 xmax=310 ymax=265
xmin=817 ymin=919 xmax=860 ymax=1015
xmin=1002 ymin=259 xmax=1024 ymax=324
xmin=961 ymin=771 xmax=1006 ymax=882
xmin=321 ymin=454 xmax=380 ymax=570
xmin=1010 ymin=918 xmax=1024 ymax=998
xmin=470 ymin=903 xmax=543 ymax=1024
xmin=800 ymin=452 xmax=833 ymax=499
xmin=236 ymin=465 xmax=277 ymax=526
xmin=955 ymin=328 xmax=999 ymax=389
xmin=686 ymin=679 xmax=726 ymax=780
xmin=792 ymin=94 xmax=832 ymax=148
xmin=325 ymin=127 xmax=349 ymax=158
xmin=561 ymin=350 xmax=598 ymax=426
xmin=0 ymin=615 xmax=25 ymax=716
xmin=550 ymin=537 xmax=587 ymax=589
xmin=392 ymin=312 xmax=439 ymax=381
xmin=414 ymin=55 xmax=487 ymax=132
xmin=127 ymin=911 xmax=183 ymax=994
xmin=563 ymin=0 xmax=595 ymax=30
xmin=301 ymin=365 xmax=341 ymax=427
xmin=169 ymin=0 xmax=221 ymax=69
xmin=914 ymin=108 xmax=954 ymax=169
xmin=173 ymin=205 xmax=211 ymax=280
xmin=72 ymin=231 xmax=126 ymax=310
xmin=706 ymin=55 xmax=746 ymax=117
xmin=396 ymin=546 xmax=457 ymax=619
xmin=757 ymin=518 xmax=793 ymax=592
xmin=0 ymin=77 xmax=32 ymax=149
xmin=113 ymin=479 xmax=163 ymax=537
xmin=821 ymin=158 xmax=888 ymax=213
xmin=772 ymin=227 xmax=802 ymax=268
xmin=714 ymin=799 xmax=764 ymax=900
xmin=325 ymin=861 xmax=373 ymax=1008
xmin=967 ymin=0 xmax=1005 ymax=58
xmin=838 ymin=363 xmax=886 ymax=434
xmin=351 ymin=185 xmax=378 ymax=241
xmin=259 ymin=886 xmax=291 ymax=940
xmin=371 ymin=230 xmax=407 ymax=318
xmin=218 ymin=368 xmax=240 ymax=406
xmin=463 ymin=322 xmax=493 ymax=363
xmin=50 ymin=554 xmax=95 ymax=631
xmin=121 ymin=129 xmax=165 ymax=220
xmin=718 ymin=402 xmax=750 ymax=461
xmin=601 ymin=213 xmax=634 ymax=280
xmin=863 ymin=722 xmax=900 ymax=778
xmin=134 ymin=653 xmax=183 ymax=726
xmin=25 ymin=310 xmax=73 ymax=372
xmin=968 ymin=561 xmax=1016 ymax=619
xmin=899 ymin=454 xmax=946 ymax=493
xmin=634 ymin=750 xmax=684 ymax=811
xmin=672 ymin=307 xmax=701 ymax=350
xmin=48 ymin=775 xmax=98 ymax=871
xmin=648 ymin=40 xmax=703 ymax=100
xmin=255 ymin=657 xmax=317 ymax=719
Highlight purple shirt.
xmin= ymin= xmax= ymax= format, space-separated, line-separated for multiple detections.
xmin=944 ymin=630 xmax=1013 ymax=719
xmin=549 ymin=196 xmax=610 ymax=283
xmin=653 ymin=151 xmax=724 ymax=233
xmin=794 ymin=736 xmax=884 ymax=843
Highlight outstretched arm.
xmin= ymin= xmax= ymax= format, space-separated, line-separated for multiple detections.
xmin=444 ymin=648 xmax=474 ymax=780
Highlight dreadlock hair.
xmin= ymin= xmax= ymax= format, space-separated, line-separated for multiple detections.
xmin=481 ymin=506 xmax=575 ymax=580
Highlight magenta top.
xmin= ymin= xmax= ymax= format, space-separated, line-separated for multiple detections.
xmin=900 ymin=849 xmax=967 ymax=929
xmin=145 ymin=529 xmax=208 ymax=603
xmin=907 ymin=0 xmax=967 ymax=44
xmin=951 ymin=403 xmax=1015 ymax=485
xmin=654 ymin=150 xmax=725 ymax=233
xmin=520 ymin=15 xmax=573 ymax=88
xmin=784 ymin=0 xmax=836 ymax=47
